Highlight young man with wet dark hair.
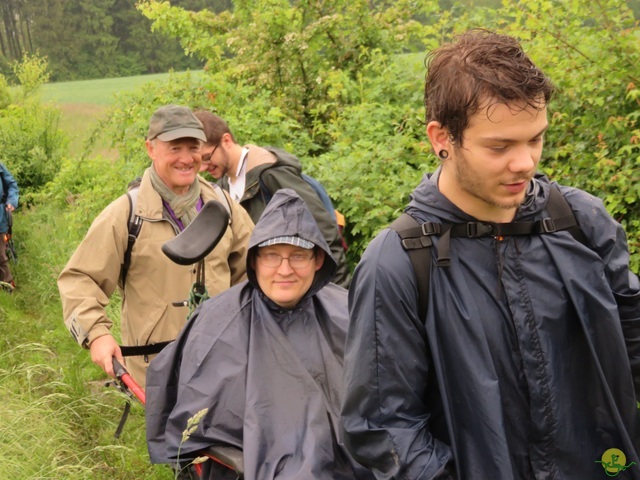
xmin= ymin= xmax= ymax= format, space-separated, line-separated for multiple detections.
xmin=341 ymin=30 xmax=640 ymax=479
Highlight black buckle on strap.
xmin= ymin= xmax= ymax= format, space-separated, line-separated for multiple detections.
xmin=540 ymin=217 xmax=557 ymax=233
xmin=420 ymin=222 xmax=440 ymax=236
xmin=401 ymin=235 xmax=433 ymax=250
xmin=465 ymin=222 xmax=494 ymax=238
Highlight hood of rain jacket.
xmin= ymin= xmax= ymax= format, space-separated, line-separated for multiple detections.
xmin=341 ymin=170 xmax=640 ymax=479
xmin=221 ymin=145 xmax=350 ymax=288
xmin=146 ymin=189 xmax=371 ymax=479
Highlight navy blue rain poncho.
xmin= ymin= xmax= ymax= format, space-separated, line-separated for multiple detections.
xmin=146 ymin=188 xmax=373 ymax=480
xmin=342 ymin=171 xmax=640 ymax=479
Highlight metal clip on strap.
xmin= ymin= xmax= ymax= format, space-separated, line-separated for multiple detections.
xmin=421 ymin=222 xmax=441 ymax=236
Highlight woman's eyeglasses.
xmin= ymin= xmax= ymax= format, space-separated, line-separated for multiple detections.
xmin=257 ymin=252 xmax=315 ymax=269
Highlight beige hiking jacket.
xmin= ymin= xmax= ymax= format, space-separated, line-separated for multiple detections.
xmin=58 ymin=169 xmax=254 ymax=385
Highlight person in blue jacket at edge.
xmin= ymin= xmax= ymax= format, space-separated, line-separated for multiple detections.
xmin=0 ymin=162 xmax=18 ymax=292
xmin=341 ymin=29 xmax=640 ymax=479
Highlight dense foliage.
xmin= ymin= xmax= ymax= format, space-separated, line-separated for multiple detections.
xmin=4 ymin=0 xmax=637 ymax=276
xmin=501 ymin=1 xmax=640 ymax=272
xmin=1 ymin=0 xmax=639 ymax=81
xmin=72 ymin=0 xmax=639 ymax=272
xmin=0 ymin=55 xmax=66 ymax=200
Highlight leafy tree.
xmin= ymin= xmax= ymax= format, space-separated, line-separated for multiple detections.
xmin=8 ymin=0 xmax=206 ymax=81
xmin=137 ymin=0 xmax=434 ymax=145
xmin=18 ymin=0 xmax=82 ymax=80
xmin=109 ymin=0 xmax=205 ymax=77
xmin=0 ymin=0 xmax=33 ymax=61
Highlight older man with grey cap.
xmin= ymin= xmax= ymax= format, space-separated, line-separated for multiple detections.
xmin=58 ymin=104 xmax=254 ymax=386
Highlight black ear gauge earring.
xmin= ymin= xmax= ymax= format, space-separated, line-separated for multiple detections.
xmin=438 ymin=149 xmax=449 ymax=160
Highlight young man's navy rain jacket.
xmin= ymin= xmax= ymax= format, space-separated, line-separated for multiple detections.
xmin=342 ymin=171 xmax=640 ymax=479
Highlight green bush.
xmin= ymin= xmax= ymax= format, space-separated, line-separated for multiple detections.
xmin=305 ymin=53 xmax=431 ymax=264
xmin=78 ymin=0 xmax=640 ymax=273
xmin=0 ymin=55 xmax=67 ymax=201
xmin=91 ymin=71 xmax=318 ymax=169
xmin=137 ymin=0 xmax=435 ymax=148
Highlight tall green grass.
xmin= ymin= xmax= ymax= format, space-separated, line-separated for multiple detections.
xmin=1 ymin=202 xmax=174 ymax=480
xmin=1 ymin=72 xmax=184 ymax=478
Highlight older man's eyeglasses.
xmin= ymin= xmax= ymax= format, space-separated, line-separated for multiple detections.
xmin=257 ymin=252 xmax=315 ymax=269
xmin=201 ymin=143 xmax=219 ymax=164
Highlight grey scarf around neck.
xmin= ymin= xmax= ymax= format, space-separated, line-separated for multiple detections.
xmin=149 ymin=166 xmax=201 ymax=228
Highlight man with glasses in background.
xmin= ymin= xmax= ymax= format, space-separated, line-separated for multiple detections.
xmin=193 ymin=110 xmax=350 ymax=288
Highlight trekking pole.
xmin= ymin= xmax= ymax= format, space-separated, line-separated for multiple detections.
xmin=112 ymin=357 xmax=146 ymax=405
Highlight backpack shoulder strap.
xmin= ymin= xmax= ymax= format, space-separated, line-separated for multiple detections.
xmin=211 ymin=182 xmax=232 ymax=223
xmin=301 ymin=173 xmax=337 ymax=220
xmin=259 ymin=147 xmax=337 ymax=218
xmin=258 ymin=174 xmax=274 ymax=206
xmin=389 ymin=213 xmax=433 ymax=321
xmin=545 ymin=184 xmax=588 ymax=247
xmin=120 ymin=188 xmax=142 ymax=288
xmin=386 ymin=186 xmax=587 ymax=320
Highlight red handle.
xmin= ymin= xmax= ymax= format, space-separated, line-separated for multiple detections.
xmin=112 ymin=357 xmax=146 ymax=405
xmin=110 ymin=358 xmax=243 ymax=478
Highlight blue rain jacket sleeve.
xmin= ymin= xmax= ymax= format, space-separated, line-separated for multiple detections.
xmin=342 ymin=229 xmax=454 ymax=480
xmin=0 ymin=163 xmax=19 ymax=233
xmin=561 ymin=186 xmax=640 ymax=395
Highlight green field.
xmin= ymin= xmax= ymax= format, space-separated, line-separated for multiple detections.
xmin=41 ymin=70 xmax=204 ymax=158
xmin=41 ymin=70 xmax=203 ymax=105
